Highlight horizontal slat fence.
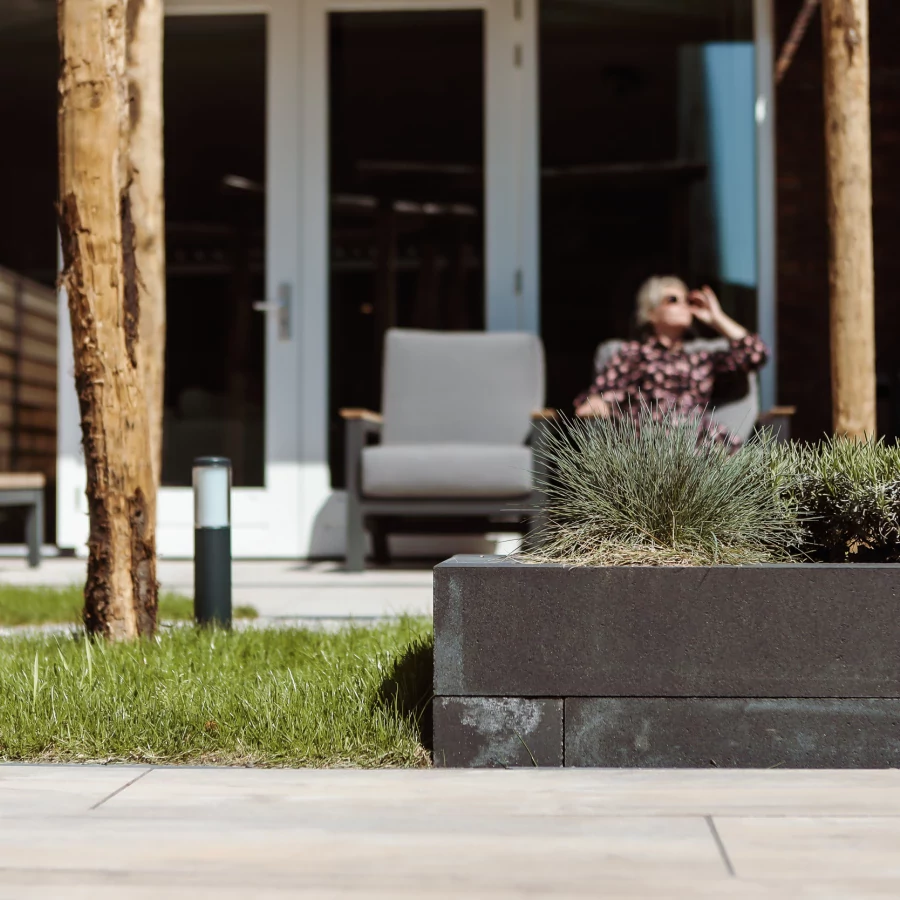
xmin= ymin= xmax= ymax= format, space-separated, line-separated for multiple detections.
xmin=0 ymin=268 xmax=57 ymax=481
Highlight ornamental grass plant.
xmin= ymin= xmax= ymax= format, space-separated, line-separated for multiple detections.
xmin=529 ymin=407 xmax=803 ymax=566
xmin=777 ymin=435 xmax=900 ymax=562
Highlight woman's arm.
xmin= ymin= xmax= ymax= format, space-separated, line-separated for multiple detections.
xmin=689 ymin=286 xmax=748 ymax=340
xmin=573 ymin=342 xmax=640 ymax=417
xmin=690 ymin=286 xmax=769 ymax=373
xmin=712 ymin=333 xmax=769 ymax=374
xmin=575 ymin=394 xmax=611 ymax=418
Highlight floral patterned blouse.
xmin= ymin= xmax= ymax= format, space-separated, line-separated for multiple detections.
xmin=575 ymin=333 xmax=770 ymax=449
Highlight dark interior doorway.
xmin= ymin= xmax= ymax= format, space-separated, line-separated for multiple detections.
xmin=540 ymin=0 xmax=756 ymax=412
xmin=0 ymin=8 xmax=58 ymax=545
xmin=0 ymin=12 xmax=57 ymax=288
xmin=328 ymin=10 xmax=485 ymax=487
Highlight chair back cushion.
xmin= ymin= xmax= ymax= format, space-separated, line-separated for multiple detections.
xmin=593 ymin=337 xmax=759 ymax=443
xmin=382 ymin=329 xmax=545 ymax=445
xmin=710 ymin=371 xmax=759 ymax=444
xmin=594 ymin=339 xmax=625 ymax=375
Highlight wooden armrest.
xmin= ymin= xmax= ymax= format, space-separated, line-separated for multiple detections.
xmin=339 ymin=408 xmax=384 ymax=424
xmin=759 ymin=406 xmax=797 ymax=420
xmin=531 ymin=408 xmax=559 ymax=421
xmin=0 ymin=473 xmax=45 ymax=490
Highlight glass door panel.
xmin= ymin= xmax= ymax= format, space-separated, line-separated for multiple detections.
xmin=162 ymin=14 xmax=267 ymax=488
xmin=327 ymin=10 xmax=485 ymax=487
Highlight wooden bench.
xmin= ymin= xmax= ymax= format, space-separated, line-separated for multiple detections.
xmin=0 ymin=473 xmax=44 ymax=567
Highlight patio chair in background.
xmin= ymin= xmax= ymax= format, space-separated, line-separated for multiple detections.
xmin=594 ymin=338 xmax=795 ymax=442
xmin=0 ymin=473 xmax=44 ymax=568
xmin=341 ymin=328 xmax=550 ymax=571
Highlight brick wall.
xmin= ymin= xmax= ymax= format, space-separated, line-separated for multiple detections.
xmin=776 ymin=0 xmax=900 ymax=440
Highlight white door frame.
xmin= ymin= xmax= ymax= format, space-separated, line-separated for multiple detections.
xmin=754 ymin=0 xmax=777 ymax=413
xmin=58 ymin=0 xmax=307 ymax=558
xmin=56 ymin=0 xmax=539 ymax=558
xmin=297 ymin=0 xmax=539 ymax=557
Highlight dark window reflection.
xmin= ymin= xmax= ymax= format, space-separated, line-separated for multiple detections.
xmin=163 ymin=15 xmax=266 ymax=487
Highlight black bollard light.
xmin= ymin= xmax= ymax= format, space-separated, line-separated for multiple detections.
xmin=193 ymin=456 xmax=232 ymax=628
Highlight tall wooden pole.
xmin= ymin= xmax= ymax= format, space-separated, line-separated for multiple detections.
xmin=821 ymin=0 xmax=876 ymax=438
xmin=58 ymin=0 xmax=159 ymax=639
xmin=126 ymin=0 xmax=166 ymax=489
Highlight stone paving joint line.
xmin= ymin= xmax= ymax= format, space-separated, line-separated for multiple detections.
xmin=89 ymin=767 xmax=154 ymax=811
xmin=705 ymin=815 xmax=736 ymax=878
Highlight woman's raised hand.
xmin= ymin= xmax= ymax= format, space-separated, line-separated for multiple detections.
xmin=687 ymin=286 xmax=722 ymax=327
xmin=688 ymin=285 xmax=748 ymax=340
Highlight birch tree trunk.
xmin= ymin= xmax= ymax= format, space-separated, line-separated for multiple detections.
xmin=821 ymin=0 xmax=876 ymax=438
xmin=126 ymin=0 xmax=166 ymax=488
xmin=58 ymin=0 xmax=158 ymax=639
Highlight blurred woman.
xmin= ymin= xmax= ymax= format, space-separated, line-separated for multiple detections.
xmin=574 ymin=275 xmax=768 ymax=450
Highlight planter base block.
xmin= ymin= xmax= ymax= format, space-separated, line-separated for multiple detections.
xmin=433 ymin=697 xmax=563 ymax=768
xmin=431 ymin=696 xmax=900 ymax=768
xmin=565 ymin=698 xmax=900 ymax=768
xmin=433 ymin=557 xmax=900 ymax=768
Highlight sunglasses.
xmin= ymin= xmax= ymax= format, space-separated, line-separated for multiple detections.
xmin=663 ymin=294 xmax=702 ymax=307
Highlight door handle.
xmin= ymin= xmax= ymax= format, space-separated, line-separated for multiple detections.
xmin=252 ymin=282 xmax=291 ymax=340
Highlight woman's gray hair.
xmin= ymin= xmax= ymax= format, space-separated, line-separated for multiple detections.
xmin=635 ymin=275 xmax=689 ymax=327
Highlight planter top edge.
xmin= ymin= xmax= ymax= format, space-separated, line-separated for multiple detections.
xmin=434 ymin=555 xmax=900 ymax=571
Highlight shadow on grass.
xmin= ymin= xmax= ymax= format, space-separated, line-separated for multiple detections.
xmin=378 ymin=634 xmax=434 ymax=753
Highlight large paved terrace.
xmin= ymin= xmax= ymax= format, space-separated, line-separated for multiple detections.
xmin=2 ymin=766 xmax=899 ymax=897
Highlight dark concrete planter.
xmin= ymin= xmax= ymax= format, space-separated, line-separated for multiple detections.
xmin=432 ymin=555 xmax=900 ymax=768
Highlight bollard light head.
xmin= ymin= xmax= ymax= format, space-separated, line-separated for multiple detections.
xmin=193 ymin=457 xmax=232 ymax=528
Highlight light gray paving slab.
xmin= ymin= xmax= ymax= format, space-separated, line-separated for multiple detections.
xmin=0 ymin=878 xmax=781 ymax=900
xmin=4 ymin=877 xmax=900 ymax=900
xmin=0 ymin=817 xmax=725 ymax=884
xmin=716 ymin=816 xmax=900 ymax=880
xmin=0 ymin=876 xmax=805 ymax=899
xmin=97 ymin=768 xmax=900 ymax=819
xmin=1 ymin=767 xmax=900 ymax=897
xmin=0 ymin=765 xmax=151 ymax=817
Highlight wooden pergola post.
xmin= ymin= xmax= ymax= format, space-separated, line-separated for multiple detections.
xmin=821 ymin=0 xmax=876 ymax=438
xmin=126 ymin=0 xmax=167 ymax=488
xmin=58 ymin=0 xmax=161 ymax=638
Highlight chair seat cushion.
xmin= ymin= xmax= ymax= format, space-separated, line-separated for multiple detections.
xmin=362 ymin=444 xmax=533 ymax=499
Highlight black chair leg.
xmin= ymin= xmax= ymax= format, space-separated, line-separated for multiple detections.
xmin=25 ymin=493 xmax=42 ymax=568
xmin=345 ymin=497 xmax=367 ymax=572
xmin=371 ymin=519 xmax=391 ymax=566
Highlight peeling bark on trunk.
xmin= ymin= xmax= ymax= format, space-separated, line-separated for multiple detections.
xmin=58 ymin=0 xmax=158 ymax=639
xmin=126 ymin=0 xmax=166 ymax=488
xmin=821 ymin=0 xmax=876 ymax=438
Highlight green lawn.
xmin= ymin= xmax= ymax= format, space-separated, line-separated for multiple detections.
xmin=0 ymin=584 xmax=257 ymax=626
xmin=0 ymin=617 xmax=433 ymax=767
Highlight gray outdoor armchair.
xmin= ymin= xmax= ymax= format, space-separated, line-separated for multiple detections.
xmin=594 ymin=338 xmax=795 ymax=442
xmin=341 ymin=328 xmax=549 ymax=571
